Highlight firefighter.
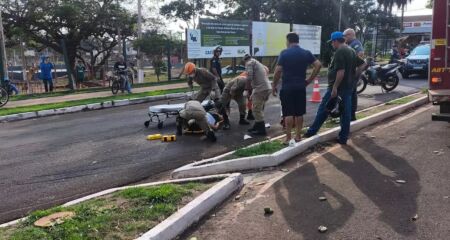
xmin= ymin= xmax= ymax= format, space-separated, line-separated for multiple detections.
xmin=177 ymin=100 xmax=217 ymax=142
xmin=246 ymin=65 xmax=269 ymax=121
xmin=243 ymin=54 xmax=272 ymax=135
xmin=220 ymin=72 xmax=251 ymax=129
xmin=184 ymin=62 xmax=221 ymax=102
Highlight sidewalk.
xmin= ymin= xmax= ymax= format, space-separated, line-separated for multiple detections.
xmin=5 ymin=82 xmax=187 ymax=108
xmin=183 ymin=105 xmax=450 ymax=240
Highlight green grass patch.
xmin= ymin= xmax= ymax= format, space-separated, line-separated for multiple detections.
xmin=0 ymin=87 xmax=199 ymax=116
xmin=0 ymin=183 xmax=209 ymax=240
xmin=386 ymin=96 xmax=417 ymax=105
xmin=232 ymin=140 xmax=286 ymax=158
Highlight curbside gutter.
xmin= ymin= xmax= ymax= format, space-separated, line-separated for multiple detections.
xmin=0 ymin=173 xmax=243 ymax=240
xmin=0 ymin=92 xmax=195 ymax=123
xmin=171 ymin=96 xmax=429 ymax=179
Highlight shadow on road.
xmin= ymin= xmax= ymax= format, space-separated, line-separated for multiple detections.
xmin=323 ymin=136 xmax=420 ymax=236
xmin=274 ymin=162 xmax=355 ymax=239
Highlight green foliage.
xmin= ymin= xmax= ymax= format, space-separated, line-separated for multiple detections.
xmin=377 ymin=0 xmax=412 ymax=11
xmin=426 ymin=0 xmax=433 ymax=9
xmin=1 ymin=183 xmax=206 ymax=240
xmin=233 ymin=140 xmax=286 ymax=158
xmin=160 ymin=0 xmax=214 ymax=28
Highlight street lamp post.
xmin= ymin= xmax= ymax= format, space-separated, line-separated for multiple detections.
xmin=338 ymin=0 xmax=343 ymax=31
xmin=137 ymin=0 xmax=144 ymax=83
xmin=0 ymin=11 xmax=9 ymax=84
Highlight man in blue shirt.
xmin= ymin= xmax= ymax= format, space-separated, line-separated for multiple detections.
xmin=39 ymin=56 xmax=54 ymax=92
xmin=344 ymin=28 xmax=365 ymax=121
xmin=273 ymin=32 xmax=322 ymax=144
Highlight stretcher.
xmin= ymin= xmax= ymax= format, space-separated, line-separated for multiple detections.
xmin=144 ymin=100 xmax=214 ymax=129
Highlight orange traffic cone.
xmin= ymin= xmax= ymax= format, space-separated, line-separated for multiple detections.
xmin=309 ymin=78 xmax=322 ymax=103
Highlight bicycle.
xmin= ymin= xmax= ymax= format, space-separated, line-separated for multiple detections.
xmin=0 ymin=85 xmax=9 ymax=107
xmin=111 ymin=70 xmax=131 ymax=94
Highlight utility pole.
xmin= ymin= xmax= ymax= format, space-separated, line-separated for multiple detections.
xmin=338 ymin=0 xmax=343 ymax=31
xmin=137 ymin=0 xmax=144 ymax=83
xmin=0 ymin=11 xmax=8 ymax=84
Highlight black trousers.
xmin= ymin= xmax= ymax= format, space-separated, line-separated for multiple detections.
xmin=43 ymin=79 xmax=53 ymax=92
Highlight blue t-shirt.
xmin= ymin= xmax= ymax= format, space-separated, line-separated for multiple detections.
xmin=40 ymin=62 xmax=54 ymax=80
xmin=348 ymin=39 xmax=364 ymax=55
xmin=277 ymin=45 xmax=316 ymax=90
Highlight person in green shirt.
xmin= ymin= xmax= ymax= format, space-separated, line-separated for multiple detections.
xmin=75 ymin=60 xmax=86 ymax=89
xmin=305 ymin=32 xmax=366 ymax=145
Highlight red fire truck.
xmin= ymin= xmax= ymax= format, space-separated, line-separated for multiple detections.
xmin=429 ymin=0 xmax=450 ymax=121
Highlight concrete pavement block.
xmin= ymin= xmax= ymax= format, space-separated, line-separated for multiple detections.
xmin=102 ymin=101 xmax=113 ymax=108
xmin=113 ymin=99 xmax=130 ymax=107
xmin=138 ymin=173 xmax=243 ymax=240
xmin=37 ymin=109 xmax=56 ymax=117
xmin=64 ymin=105 xmax=87 ymax=113
xmin=129 ymin=97 xmax=147 ymax=105
xmin=3 ymin=114 xmax=21 ymax=122
xmin=17 ymin=112 xmax=38 ymax=120
xmin=86 ymin=103 xmax=102 ymax=110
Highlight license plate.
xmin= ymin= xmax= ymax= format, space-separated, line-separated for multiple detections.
xmin=413 ymin=66 xmax=423 ymax=70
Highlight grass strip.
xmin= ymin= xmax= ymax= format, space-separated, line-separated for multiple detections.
xmin=0 ymin=87 xmax=198 ymax=116
xmin=232 ymin=140 xmax=286 ymax=158
xmin=10 ymin=79 xmax=186 ymax=102
xmin=0 ymin=183 xmax=209 ymax=240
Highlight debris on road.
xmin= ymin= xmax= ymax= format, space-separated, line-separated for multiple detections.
xmin=318 ymin=225 xmax=328 ymax=233
xmin=255 ymin=182 xmax=266 ymax=186
xmin=433 ymin=150 xmax=444 ymax=155
xmin=370 ymin=135 xmax=376 ymax=139
xmin=244 ymin=134 xmax=253 ymax=140
xmin=444 ymin=196 xmax=449 ymax=199
xmin=280 ymin=168 xmax=289 ymax=172
xmin=319 ymin=196 xmax=327 ymax=201
xmin=264 ymin=207 xmax=274 ymax=215
xmin=400 ymin=135 xmax=406 ymax=138
xmin=235 ymin=195 xmax=241 ymax=201
xmin=395 ymin=180 xmax=407 ymax=184
xmin=412 ymin=214 xmax=419 ymax=221
xmin=34 ymin=211 xmax=75 ymax=227
xmin=161 ymin=135 xmax=176 ymax=142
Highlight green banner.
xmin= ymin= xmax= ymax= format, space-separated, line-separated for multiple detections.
xmin=199 ymin=19 xmax=250 ymax=47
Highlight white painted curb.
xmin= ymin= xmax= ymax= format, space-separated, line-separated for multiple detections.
xmin=171 ymin=95 xmax=429 ymax=179
xmin=0 ymin=91 xmax=196 ymax=123
xmin=137 ymin=173 xmax=243 ymax=240
xmin=0 ymin=174 xmax=242 ymax=240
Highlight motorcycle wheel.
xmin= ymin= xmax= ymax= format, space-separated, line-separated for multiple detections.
xmin=381 ymin=75 xmax=399 ymax=92
xmin=111 ymin=80 xmax=120 ymax=95
xmin=0 ymin=87 xmax=9 ymax=107
xmin=356 ymin=75 xmax=368 ymax=94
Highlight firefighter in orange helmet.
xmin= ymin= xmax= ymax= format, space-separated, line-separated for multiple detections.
xmin=184 ymin=62 xmax=221 ymax=102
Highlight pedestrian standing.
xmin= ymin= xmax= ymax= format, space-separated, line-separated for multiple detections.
xmin=113 ymin=55 xmax=132 ymax=94
xmin=75 ymin=60 xmax=86 ymax=90
xmin=39 ymin=56 xmax=54 ymax=92
xmin=184 ymin=62 xmax=221 ymax=102
xmin=210 ymin=46 xmax=225 ymax=93
xmin=343 ymin=28 xmax=365 ymax=121
xmin=272 ymin=32 xmax=322 ymax=144
xmin=304 ymin=32 xmax=365 ymax=145
xmin=243 ymin=54 xmax=272 ymax=135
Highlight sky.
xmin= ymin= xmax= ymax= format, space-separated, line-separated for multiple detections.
xmin=160 ymin=0 xmax=432 ymax=33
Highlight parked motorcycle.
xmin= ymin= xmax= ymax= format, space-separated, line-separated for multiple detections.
xmin=356 ymin=57 xmax=402 ymax=94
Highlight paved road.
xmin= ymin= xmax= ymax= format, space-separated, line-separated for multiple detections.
xmin=0 ymin=77 xmax=427 ymax=223
xmin=184 ymin=105 xmax=450 ymax=240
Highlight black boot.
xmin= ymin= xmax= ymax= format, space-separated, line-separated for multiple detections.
xmin=246 ymin=110 xmax=255 ymax=120
xmin=239 ymin=114 xmax=250 ymax=125
xmin=248 ymin=121 xmax=266 ymax=135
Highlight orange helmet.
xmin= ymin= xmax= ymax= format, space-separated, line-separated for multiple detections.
xmin=184 ymin=62 xmax=196 ymax=75
xmin=239 ymin=71 xmax=248 ymax=78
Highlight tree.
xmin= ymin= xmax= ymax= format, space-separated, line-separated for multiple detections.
xmin=160 ymin=0 xmax=214 ymax=28
xmin=426 ymin=0 xmax=433 ymax=9
xmin=1 ymin=0 xmax=137 ymax=87
xmin=376 ymin=0 xmax=412 ymax=11
xmin=219 ymin=0 xmax=275 ymax=21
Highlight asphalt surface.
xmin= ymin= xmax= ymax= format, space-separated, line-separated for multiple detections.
xmin=0 ymin=76 xmax=427 ymax=223
xmin=184 ymin=105 xmax=450 ymax=240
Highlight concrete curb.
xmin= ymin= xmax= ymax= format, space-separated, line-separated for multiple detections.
xmin=171 ymin=96 xmax=429 ymax=179
xmin=0 ymin=174 xmax=243 ymax=239
xmin=0 ymin=91 xmax=195 ymax=123
xmin=137 ymin=173 xmax=243 ymax=240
